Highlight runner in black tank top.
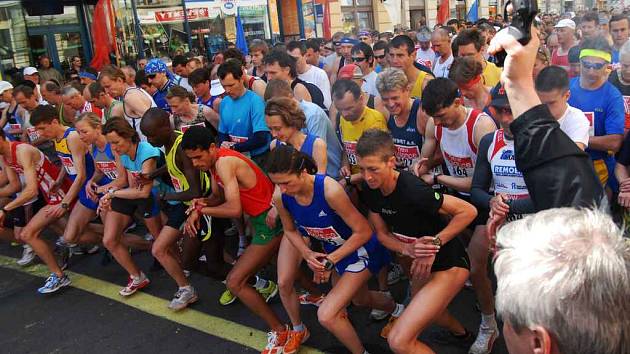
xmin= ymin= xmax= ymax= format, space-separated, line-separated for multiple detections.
xmin=387 ymin=99 xmax=423 ymax=170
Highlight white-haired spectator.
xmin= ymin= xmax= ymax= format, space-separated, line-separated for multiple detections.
xmin=495 ymin=208 xmax=630 ymax=354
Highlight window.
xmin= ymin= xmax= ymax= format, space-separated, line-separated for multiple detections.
xmin=341 ymin=0 xmax=373 ymax=33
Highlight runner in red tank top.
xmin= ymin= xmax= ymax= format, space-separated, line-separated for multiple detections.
xmin=0 ymin=129 xmax=73 ymax=294
xmin=180 ymin=126 xmax=287 ymax=353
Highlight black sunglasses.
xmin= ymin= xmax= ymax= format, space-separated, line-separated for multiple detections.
xmin=374 ymin=54 xmax=386 ymax=59
xmin=352 ymin=57 xmax=367 ymax=62
xmin=147 ymin=74 xmax=156 ymax=79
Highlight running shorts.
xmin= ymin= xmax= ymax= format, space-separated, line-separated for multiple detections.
xmin=249 ymin=208 xmax=283 ymax=245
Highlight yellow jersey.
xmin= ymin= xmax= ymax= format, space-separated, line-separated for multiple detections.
xmin=482 ymin=61 xmax=502 ymax=87
xmin=339 ymin=107 xmax=388 ymax=174
xmin=410 ymin=70 xmax=428 ymax=99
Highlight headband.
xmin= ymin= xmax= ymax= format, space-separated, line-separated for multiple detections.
xmin=79 ymin=71 xmax=97 ymax=80
xmin=579 ymin=49 xmax=611 ymax=63
xmin=458 ymin=75 xmax=482 ymax=90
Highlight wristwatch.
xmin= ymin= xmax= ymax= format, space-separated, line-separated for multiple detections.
xmin=432 ymin=235 xmax=442 ymax=247
xmin=107 ymin=187 xmax=116 ymax=198
xmin=322 ymin=258 xmax=335 ymax=271
xmin=61 ymin=202 xmax=69 ymax=210
xmin=433 ymin=173 xmax=442 ymax=186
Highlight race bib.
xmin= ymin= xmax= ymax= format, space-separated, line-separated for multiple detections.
xmin=343 ymin=141 xmax=358 ymax=166
xmin=171 ymin=176 xmax=183 ymax=192
xmin=227 ymin=135 xmax=250 ymax=157
xmin=394 ymin=144 xmax=420 ymax=170
xmin=96 ymin=161 xmax=118 ymax=180
xmin=444 ymin=151 xmax=474 ymax=177
xmin=27 ymin=127 xmax=40 ymax=142
xmin=623 ymin=96 xmax=630 ymax=129
xmin=181 ymin=122 xmax=205 ymax=133
xmin=8 ymin=123 xmax=21 ymax=134
xmin=60 ymin=156 xmax=77 ymax=175
xmin=301 ymin=225 xmax=345 ymax=246
xmin=584 ymin=112 xmax=595 ymax=136
xmin=392 ymin=232 xmax=417 ymax=244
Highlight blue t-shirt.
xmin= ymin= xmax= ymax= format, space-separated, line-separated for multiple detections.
xmin=121 ymin=142 xmax=161 ymax=176
xmin=300 ymin=100 xmax=342 ymax=179
xmin=612 ymin=50 xmax=620 ymax=66
xmin=218 ymin=90 xmax=270 ymax=157
xmin=568 ymin=78 xmax=625 ymax=161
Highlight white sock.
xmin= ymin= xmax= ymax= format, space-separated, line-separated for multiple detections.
xmin=391 ymin=303 xmax=404 ymax=317
xmin=179 ymin=285 xmax=192 ymax=291
xmin=292 ymin=323 xmax=304 ymax=332
xmin=254 ymin=276 xmax=268 ymax=289
xmin=481 ymin=313 xmax=497 ymax=329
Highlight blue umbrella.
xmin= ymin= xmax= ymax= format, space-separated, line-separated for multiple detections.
xmin=235 ymin=12 xmax=249 ymax=55
xmin=467 ymin=0 xmax=478 ymax=22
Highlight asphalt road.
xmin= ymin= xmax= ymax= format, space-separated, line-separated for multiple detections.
xmin=0 ymin=234 xmax=509 ymax=354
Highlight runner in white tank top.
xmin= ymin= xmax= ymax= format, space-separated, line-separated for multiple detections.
xmin=123 ymin=87 xmax=156 ymax=141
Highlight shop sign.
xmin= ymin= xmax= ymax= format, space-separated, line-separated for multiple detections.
xmin=221 ymin=0 xmax=238 ymax=16
xmin=155 ymin=7 xmax=209 ymax=22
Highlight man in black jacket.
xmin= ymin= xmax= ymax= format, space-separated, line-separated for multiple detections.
xmin=487 ymin=25 xmax=605 ymax=218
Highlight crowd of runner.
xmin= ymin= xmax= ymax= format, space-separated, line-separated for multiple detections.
xmin=0 ymin=9 xmax=629 ymax=354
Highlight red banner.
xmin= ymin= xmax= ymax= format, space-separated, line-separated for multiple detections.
xmin=155 ymin=8 xmax=209 ymax=22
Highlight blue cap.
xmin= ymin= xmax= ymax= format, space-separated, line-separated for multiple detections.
xmin=490 ymin=83 xmax=509 ymax=107
xmin=144 ymin=59 xmax=168 ymax=75
xmin=339 ymin=37 xmax=359 ymax=45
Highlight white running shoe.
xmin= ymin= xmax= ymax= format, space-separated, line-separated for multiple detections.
xmin=469 ymin=325 xmax=500 ymax=354
xmin=17 ymin=245 xmax=36 ymax=266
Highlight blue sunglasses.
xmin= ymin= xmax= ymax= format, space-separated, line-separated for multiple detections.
xmin=580 ymin=60 xmax=607 ymax=70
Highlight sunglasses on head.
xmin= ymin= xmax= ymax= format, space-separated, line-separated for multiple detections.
xmin=352 ymin=57 xmax=367 ymax=62
xmin=374 ymin=54 xmax=386 ymax=59
xmin=580 ymin=60 xmax=606 ymax=70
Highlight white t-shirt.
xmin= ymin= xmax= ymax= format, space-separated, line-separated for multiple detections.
xmin=299 ymin=65 xmax=332 ymax=109
xmin=416 ymin=48 xmax=436 ymax=69
xmin=362 ymin=70 xmax=379 ymax=98
xmin=432 ymin=54 xmax=454 ymax=78
xmin=557 ymin=104 xmax=590 ymax=147
xmin=176 ymin=77 xmax=193 ymax=93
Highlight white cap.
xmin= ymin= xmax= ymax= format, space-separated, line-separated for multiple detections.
xmin=554 ymin=19 xmax=576 ymax=30
xmin=210 ymin=79 xmax=225 ymax=96
xmin=23 ymin=66 xmax=38 ymax=76
xmin=0 ymin=81 xmax=13 ymax=94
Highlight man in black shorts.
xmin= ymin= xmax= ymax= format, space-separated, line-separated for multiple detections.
xmin=357 ymin=129 xmax=475 ymax=351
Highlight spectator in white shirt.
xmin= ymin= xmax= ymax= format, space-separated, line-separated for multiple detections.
xmin=351 ymin=42 xmax=379 ymax=97
xmin=431 ymin=27 xmax=454 ymax=78
xmin=536 ymin=65 xmax=590 ymax=150
xmin=287 ymin=40 xmax=332 ymax=109
xmin=415 ymin=28 xmax=435 ymax=69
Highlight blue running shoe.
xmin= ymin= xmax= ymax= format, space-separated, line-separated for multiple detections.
xmin=37 ymin=273 xmax=71 ymax=294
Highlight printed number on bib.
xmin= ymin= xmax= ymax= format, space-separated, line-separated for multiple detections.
xmin=394 ymin=144 xmax=420 ymax=170
xmin=60 ymin=156 xmax=77 ymax=175
xmin=343 ymin=141 xmax=358 ymax=166
xmin=96 ymin=161 xmax=118 ymax=180
xmin=444 ymin=151 xmax=473 ymax=177
xmin=584 ymin=112 xmax=595 ymax=136
xmin=170 ymin=176 xmax=183 ymax=192
xmin=301 ymin=225 xmax=345 ymax=246
xmin=27 ymin=127 xmax=40 ymax=142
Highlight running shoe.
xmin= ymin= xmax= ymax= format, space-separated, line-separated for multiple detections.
xmin=37 ymin=273 xmax=71 ymax=294
xmin=283 ymin=326 xmax=310 ymax=354
xmin=16 ymin=245 xmax=36 ymax=267
xmin=219 ymin=288 xmax=237 ymax=306
xmin=168 ymin=286 xmax=198 ymax=311
xmin=298 ymin=292 xmax=326 ymax=307
xmin=257 ymin=280 xmax=278 ymax=303
xmin=380 ymin=314 xmax=400 ymax=339
xmin=387 ymin=263 xmax=405 ymax=285
xmin=430 ymin=329 xmax=475 ymax=347
xmin=469 ymin=325 xmax=499 ymax=354
xmin=261 ymin=326 xmax=289 ymax=354
xmin=119 ymin=272 xmax=150 ymax=296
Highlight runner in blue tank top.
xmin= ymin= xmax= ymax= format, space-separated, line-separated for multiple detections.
xmin=378 ymin=68 xmax=427 ymax=171
xmin=268 ymin=145 xmax=405 ymax=354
